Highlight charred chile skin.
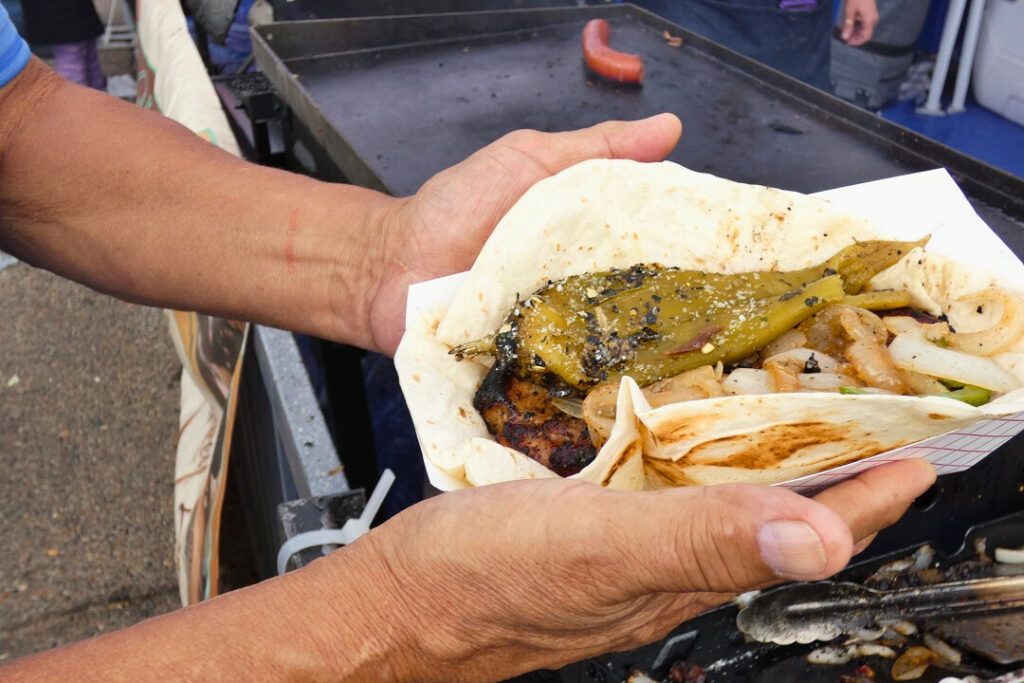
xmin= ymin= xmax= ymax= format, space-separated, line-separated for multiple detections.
xmin=503 ymin=271 xmax=846 ymax=389
xmin=453 ymin=239 xmax=925 ymax=392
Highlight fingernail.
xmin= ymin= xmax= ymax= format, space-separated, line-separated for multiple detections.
xmin=757 ymin=520 xmax=828 ymax=580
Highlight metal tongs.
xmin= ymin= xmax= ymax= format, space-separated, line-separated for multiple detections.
xmin=736 ymin=574 xmax=1024 ymax=645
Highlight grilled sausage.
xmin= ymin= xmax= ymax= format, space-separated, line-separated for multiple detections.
xmin=582 ymin=19 xmax=644 ymax=84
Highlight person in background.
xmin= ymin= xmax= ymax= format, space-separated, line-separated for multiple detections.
xmin=21 ymin=0 xmax=105 ymax=90
xmin=0 ymin=5 xmax=935 ymax=679
xmin=636 ymin=0 xmax=878 ymax=90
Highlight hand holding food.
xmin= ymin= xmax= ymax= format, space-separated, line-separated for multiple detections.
xmin=369 ymin=115 xmax=681 ymax=355
xmin=349 ymin=459 xmax=934 ymax=681
xmin=396 ymin=160 xmax=1024 ymax=490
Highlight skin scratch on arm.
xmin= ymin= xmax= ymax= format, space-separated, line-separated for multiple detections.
xmin=285 ymin=208 xmax=299 ymax=274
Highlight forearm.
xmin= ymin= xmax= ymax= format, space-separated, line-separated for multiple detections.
xmin=1 ymin=543 xmax=417 ymax=682
xmin=0 ymin=59 xmax=396 ymax=349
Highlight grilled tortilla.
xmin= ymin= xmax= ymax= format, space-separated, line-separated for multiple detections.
xmin=394 ymin=159 xmax=1024 ymax=490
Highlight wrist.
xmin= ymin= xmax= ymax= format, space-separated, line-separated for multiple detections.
xmin=364 ymin=195 xmax=417 ymax=355
xmin=302 ymin=182 xmax=399 ymax=350
xmin=301 ymin=536 xmax=434 ymax=682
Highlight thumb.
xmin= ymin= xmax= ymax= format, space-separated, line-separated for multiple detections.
xmin=633 ymin=485 xmax=855 ymax=594
xmin=617 ymin=460 xmax=933 ymax=595
xmin=495 ymin=113 xmax=683 ymax=176
xmin=589 ymin=112 xmax=683 ymax=162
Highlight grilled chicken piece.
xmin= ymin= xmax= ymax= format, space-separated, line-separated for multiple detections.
xmin=473 ymin=364 xmax=596 ymax=476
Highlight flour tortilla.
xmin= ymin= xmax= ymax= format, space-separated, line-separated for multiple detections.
xmin=394 ymin=159 xmax=1024 ymax=490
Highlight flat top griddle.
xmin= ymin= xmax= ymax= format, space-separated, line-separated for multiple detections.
xmin=247 ymin=8 xmax=1024 ymax=681
xmin=252 ymin=6 xmax=1024 ymax=249
xmin=250 ymin=1 xmax=1024 ymax=562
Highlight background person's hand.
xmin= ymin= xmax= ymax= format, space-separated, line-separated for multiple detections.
xmin=340 ymin=459 xmax=936 ymax=681
xmin=365 ymin=114 xmax=683 ymax=355
xmin=840 ymin=0 xmax=879 ymax=46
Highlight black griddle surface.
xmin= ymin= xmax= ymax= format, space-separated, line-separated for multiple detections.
xmin=284 ymin=15 xmax=918 ymax=196
xmin=571 ymin=510 xmax=1024 ymax=683
xmin=253 ymin=6 xmax=1024 ymax=250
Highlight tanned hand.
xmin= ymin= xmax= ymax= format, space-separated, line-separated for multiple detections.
xmin=365 ymin=114 xmax=683 ymax=355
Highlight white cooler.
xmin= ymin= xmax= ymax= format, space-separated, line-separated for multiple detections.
xmin=972 ymin=0 xmax=1024 ymax=127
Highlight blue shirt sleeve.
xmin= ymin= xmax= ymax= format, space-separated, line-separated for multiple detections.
xmin=0 ymin=2 xmax=30 ymax=88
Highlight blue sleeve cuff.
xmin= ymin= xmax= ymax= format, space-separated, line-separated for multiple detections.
xmin=0 ymin=3 xmax=30 ymax=88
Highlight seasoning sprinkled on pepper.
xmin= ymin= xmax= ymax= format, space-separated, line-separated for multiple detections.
xmin=451 ymin=239 xmax=925 ymax=391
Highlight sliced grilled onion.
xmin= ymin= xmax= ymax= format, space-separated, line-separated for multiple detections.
xmin=869 ymin=559 xmax=915 ymax=582
xmin=807 ymin=645 xmax=854 ymax=665
xmin=855 ymin=643 xmax=899 ymax=658
xmin=762 ymin=347 xmax=842 ymax=393
xmin=581 ymin=384 xmax=617 ymax=446
xmin=879 ymin=619 xmax=919 ymax=636
xmin=765 ymin=359 xmax=800 ymax=392
xmin=551 ymin=396 xmax=584 ymax=418
xmin=647 ymin=364 xmax=724 ymax=402
xmin=839 ymin=305 xmax=889 ymax=345
xmin=885 ymin=316 xmax=922 ymax=337
xmin=808 ymin=643 xmax=897 ymax=666
xmin=884 ymin=315 xmax=953 ymax=345
xmin=848 ymin=626 xmax=886 ymax=642
xmin=846 ymin=338 xmax=908 ymax=393
xmin=760 ymin=328 xmax=807 ymax=361
xmin=922 ymin=633 xmax=961 ymax=665
xmin=645 ymin=385 xmax=706 ymax=407
xmin=722 ymin=368 xmax=772 ymax=395
xmin=798 ymin=372 xmax=862 ymax=391
xmin=764 ymin=347 xmax=842 ymax=373
xmin=889 ymin=333 xmax=1021 ymax=394
xmin=879 ymin=628 xmax=909 ymax=647
xmin=891 ymin=645 xmax=938 ymax=681
xmin=582 ymin=366 xmax=725 ymax=444
xmin=911 ymin=544 xmax=936 ymax=571
xmin=799 ymin=305 xmax=849 ymax=357
xmin=951 ymin=287 xmax=1024 ymax=357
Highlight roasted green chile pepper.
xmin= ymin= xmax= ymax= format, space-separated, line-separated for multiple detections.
xmin=841 ymin=384 xmax=991 ymax=406
xmin=933 ymin=384 xmax=991 ymax=406
xmin=452 ymin=239 xmax=925 ymax=392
